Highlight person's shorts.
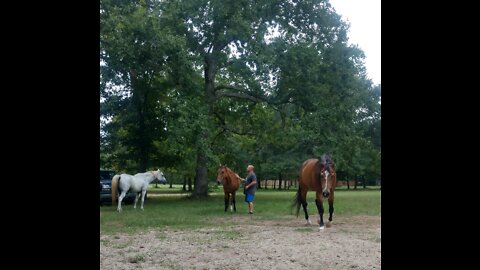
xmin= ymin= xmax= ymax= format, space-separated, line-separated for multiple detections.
xmin=245 ymin=193 xmax=254 ymax=202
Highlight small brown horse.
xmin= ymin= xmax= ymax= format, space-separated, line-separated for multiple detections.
xmin=293 ymin=154 xmax=337 ymax=229
xmin=216 ymin=165 xmax=242 ymax=212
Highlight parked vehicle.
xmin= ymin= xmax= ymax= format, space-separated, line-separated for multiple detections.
xmin=100 ymin=169 xmax=139 ymax=205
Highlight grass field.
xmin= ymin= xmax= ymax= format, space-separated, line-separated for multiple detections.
xmin=100 ymin=189 xmax=380 ymax=234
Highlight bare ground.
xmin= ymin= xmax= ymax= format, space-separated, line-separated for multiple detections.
xmin=100 ymin=214 xmax=380 ymax=270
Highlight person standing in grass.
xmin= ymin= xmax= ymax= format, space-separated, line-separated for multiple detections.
xmin=243 ymin=165 xmax=257 ymax=214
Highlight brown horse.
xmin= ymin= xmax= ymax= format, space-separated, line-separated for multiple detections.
xmin=293 ymin=154 xmax=337 ymax=229
xmin=216 ymin=165 xmax=243 ymax=212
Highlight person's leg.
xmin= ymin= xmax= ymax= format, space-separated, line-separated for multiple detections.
xmin=246 ymin=194 xmax=253 ymax=213
xmin=247 ymin=194 xmax=254 ymax=213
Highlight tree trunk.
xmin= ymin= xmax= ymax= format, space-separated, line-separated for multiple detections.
xmin=278 ymin=172 xmax=282 ymax=190
xmin=347 ymin=178 xmax=350 ymax=189
xmin=192 ymin=54 xmax=217 ymax=198
xmin=130 ymin=74 xmax=148 ymax=172
xmin=188 ymin=176 xmax=192 ymax=191
xmin=183 ymin=175 xmax=187 ymax=191
xmin=362 ymin=176 xmax=366 ymax=189
xmin=193 ymin=148 xmax=208 ymax=197
xmin=354 ymin=174 xmax=358 ymax=189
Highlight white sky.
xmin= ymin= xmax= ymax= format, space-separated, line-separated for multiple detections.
xmin=329 ymin=0 xmax=381 ymax=85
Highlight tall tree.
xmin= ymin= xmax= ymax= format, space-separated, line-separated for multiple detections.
xmin=160 ymin=0 xmax=353 ymax=197
xmin=100 ymin=0 xmax=196 ymax=172
xmin=99 ymin=0 xmax=381 ymax=193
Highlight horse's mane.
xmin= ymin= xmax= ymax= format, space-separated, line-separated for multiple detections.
xmin=134 ymin=171 xmax=153 ymax=177
xmin=222 ymin=166 xmax=241 ymax=184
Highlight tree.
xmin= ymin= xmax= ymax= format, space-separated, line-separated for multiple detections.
xmin=99 ymin=1 xmax=381 ymax=195
xmin=100 ymin=0 xmax=198 ymax=172
xmin=159 ymin=0 xmax=356 ymax=197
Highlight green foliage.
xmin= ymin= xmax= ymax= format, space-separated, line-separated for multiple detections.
xmin=100 ymin=0 xmax=381 ymax=187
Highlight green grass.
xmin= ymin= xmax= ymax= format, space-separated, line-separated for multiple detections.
xmin=100 ymin=189 xmax=380 ymax=234
xmin=146 ymin=183 xmax=221 ymax=194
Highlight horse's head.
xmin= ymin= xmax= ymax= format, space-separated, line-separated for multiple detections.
xmin=320 ymin=155 xmax=336 ymax=198
xmin=216 ymin=164 xmax=227 ymax=185
xmin=154 ymin=169 xmax=167 ymax=184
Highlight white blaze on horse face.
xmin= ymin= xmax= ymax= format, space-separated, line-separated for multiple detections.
xmin=217 ymin=169 xmax=225 ymax=183
xmin=323 ymin=170 xmax=330 ymax=193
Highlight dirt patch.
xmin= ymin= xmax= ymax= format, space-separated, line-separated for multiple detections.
xmin=100 ymin=214 xmax=380 ymax=269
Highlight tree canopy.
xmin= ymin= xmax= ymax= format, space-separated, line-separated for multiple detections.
xmin=100 ymin=0 xmax=381 ymax=196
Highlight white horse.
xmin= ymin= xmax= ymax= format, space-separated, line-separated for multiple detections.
xmin=111 ymin=169 xmax=167 ymax=212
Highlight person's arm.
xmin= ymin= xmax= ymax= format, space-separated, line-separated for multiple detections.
xmin=235 ymin=173 xmax=246 ymax=182
xmin=246 ymin=179 xmax=257 ymax=189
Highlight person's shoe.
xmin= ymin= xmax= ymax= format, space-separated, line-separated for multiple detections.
xmin=248 ymin=211 xmax=253 ymax=214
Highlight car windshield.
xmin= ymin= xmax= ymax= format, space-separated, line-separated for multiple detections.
xmin=100 ymin=170 xmax=115 ymax=180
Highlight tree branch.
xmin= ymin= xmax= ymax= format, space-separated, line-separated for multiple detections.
xmin=223 ymin=125 xmax=255 ymax=136
xmin=215 ymin=84 xmax=267 ymax=103
xmin=216 ymin=91 xmax=264 ymax=103
xmin=214 ymin=84 xmax=246 ymax=93
xmin=213 ymin=110 xmax=255 ymax=136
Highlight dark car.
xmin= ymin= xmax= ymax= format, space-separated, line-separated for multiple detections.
xmin=100 ymin=169 xmax=140 ymax=205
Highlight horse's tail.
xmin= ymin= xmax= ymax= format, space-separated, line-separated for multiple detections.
xmin=292 ymin=186 xmax=302 ymax=217
xmin=111 ymin=175 xmax=120 ymax=206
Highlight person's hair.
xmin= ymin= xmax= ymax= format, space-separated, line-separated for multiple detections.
xmin=248 ymin=165 xmax=254 ymax=170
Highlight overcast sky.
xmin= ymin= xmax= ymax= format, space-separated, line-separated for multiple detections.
xmin=329 ymin=0 xmax=381 ymax=85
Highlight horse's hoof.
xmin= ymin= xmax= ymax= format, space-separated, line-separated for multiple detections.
xmin=319 ymin=226 xmax=325 ymax=230
xmin=326 ymin=221 xmax=332 ymax=228
xmin=305 ymin=220 xmax=312 ymax=225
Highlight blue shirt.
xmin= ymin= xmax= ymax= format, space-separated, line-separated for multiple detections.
xmin=245 ymin=172 xmax=257 ymax=195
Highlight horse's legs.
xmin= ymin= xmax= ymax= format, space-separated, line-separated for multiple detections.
xmin=328 ymin=190 xmax=334 ymax=222
xmin=300 ymin=189 xmax=310 ymax=224
xmin=140 ymin=190 xmax=147 ymax=210
xmin=134 ymin=192 xmax=141 ymax=209
xmin=232 ymin=192 xmax=236 ymax=212
xmin=117 ymin=191 xmax=127 ymax=212
xmin=315 ymin=192 xmax=325 ymax=229
xmin=224 ymin=192 xmax=229 ymax=212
